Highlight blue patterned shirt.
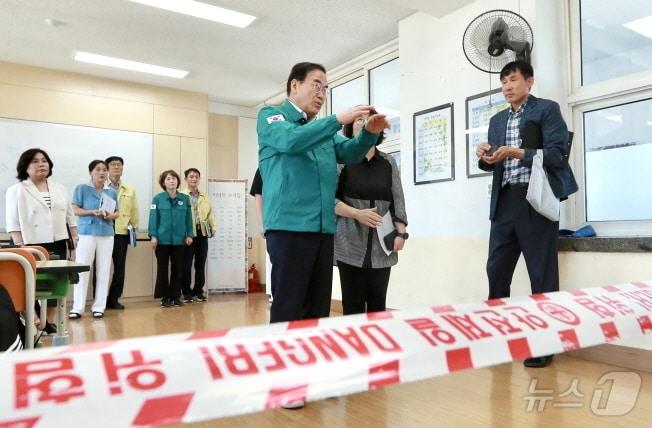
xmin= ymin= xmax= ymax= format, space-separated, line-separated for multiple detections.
xmin=72 ymin=184 xmax=118 ymax=236
xmin=502 ymin=101 xmax=530 ymax=186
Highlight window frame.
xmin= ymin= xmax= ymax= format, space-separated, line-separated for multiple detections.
xmin=328 ymin=73 xmax=366 ymax=118
xmin=568 ymin=0 xmax=652 ymax=236
xmin=327 ymin=49 xmax=400 ymax=153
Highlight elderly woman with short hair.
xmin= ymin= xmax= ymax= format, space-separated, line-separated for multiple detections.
xmin=148 ymin=170 xmax=194 ymax=308
xmin=5 ymin=148 xmax=78 ymax=333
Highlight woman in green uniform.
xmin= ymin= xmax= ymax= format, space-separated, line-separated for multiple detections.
xmin=148 ymin=170 xmax=193 ymax=307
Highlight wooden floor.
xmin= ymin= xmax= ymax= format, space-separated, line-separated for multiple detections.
xmin=42 ymin=294 xmax=652 ymax=427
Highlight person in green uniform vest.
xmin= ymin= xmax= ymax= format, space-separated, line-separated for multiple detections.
xmin=148 ymin=170 xmax=193 ymax=308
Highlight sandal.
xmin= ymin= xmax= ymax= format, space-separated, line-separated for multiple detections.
xmin=92 ymin=311 xmax=104 ymax=318
xmin=68 ymin=312 xmax=81 ymax=319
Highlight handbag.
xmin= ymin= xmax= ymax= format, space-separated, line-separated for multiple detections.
xmin=526 ymin=150 xmax=560 ymax=221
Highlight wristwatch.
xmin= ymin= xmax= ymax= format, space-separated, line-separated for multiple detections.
xmin=398 ymin=232 xmax=409 ymax=240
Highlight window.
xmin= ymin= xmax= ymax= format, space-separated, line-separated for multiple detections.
xmin=580 ymin=0 xmax=652 ymax=85
xmin=369 ymin=58 xmax=401 ymax=142
xmin=329 ymin=77 xmax=366 ymax=116
xmin=584 ymin=97 xmax=652 ymax=221
xmin=571 ymin=0 xmax=652 ymax=235
xmin=326 ymin=49 xmax=400 ymax=153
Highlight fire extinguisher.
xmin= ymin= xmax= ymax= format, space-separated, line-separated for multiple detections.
xmin=248 ymin=264 xmax=260 ymax=292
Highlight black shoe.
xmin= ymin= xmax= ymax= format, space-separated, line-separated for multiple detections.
xmin=106 ymin=301 xmax=125 ymax=310
xmin=43 ymin=322 xmax=57 ymax=335
xmin=161 ymin=297 xmax=172 ymax=308
xmin=194 ymin=294 xmax=207 ymax=302
xmin=183 ymin=295 xmax=194 ymax=304
xmin=172 ymin=298 xmax=184 ymax=306
xmin=524 ymin=355 xmax=554 ymax=368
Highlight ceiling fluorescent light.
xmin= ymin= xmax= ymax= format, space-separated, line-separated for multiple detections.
xmin=74 ymin=51 xmax=188 ymax=78
xmin=129 ymin=0 xmax=255 ymax=28
xmin=623 ymin=15 xmax=652 ymax=39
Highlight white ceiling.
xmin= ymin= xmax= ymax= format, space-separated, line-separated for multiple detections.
xmin=0 ymin=0 xmax=474 ymax=107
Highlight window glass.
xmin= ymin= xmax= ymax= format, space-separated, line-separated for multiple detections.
xmin=584 ymin=97 xmax=652 ymax=221
xmin=580 ymin=0 xmax=652 ymax=85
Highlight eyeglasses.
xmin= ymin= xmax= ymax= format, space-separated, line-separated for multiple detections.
xmin=307 ymin=81 xmax=328 ymax=95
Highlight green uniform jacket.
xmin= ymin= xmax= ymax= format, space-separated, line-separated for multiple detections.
xmin=148 ymin=192 xmax=193 ymax=245
xmin=258 ymin=99 xmax=379 ymax=234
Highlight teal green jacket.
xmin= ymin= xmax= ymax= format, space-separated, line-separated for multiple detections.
xmin=258 ymin=99 xmax=379 ymax=234
xmin=148 ymin=192 xmax=193 ymax=245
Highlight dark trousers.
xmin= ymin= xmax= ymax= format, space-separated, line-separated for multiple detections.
xmin=154 ymin=245 xmax=185 ymax=299
xmin=337 ymin=261 xmax=391 ymax=315
xmin=266 ymin=231 xmax=334 ymax=323
xmin=182 ymin=234 xmax=208 ymax=297
xmin=487 ymin=186 xmax=559 ymax=299
xmin=107 ymin=234 xmax=129 ymax=304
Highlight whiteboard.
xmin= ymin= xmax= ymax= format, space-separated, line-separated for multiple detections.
xmin=0 ymin=117 xmax=153 ymax=231
xmin=206 ymin=180 xmax=247 ymax=292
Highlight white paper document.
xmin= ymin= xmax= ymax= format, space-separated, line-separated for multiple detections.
xmin=99 ymin=192 xmax=116 ymax=214
xmin=376 ymin=211 xmax=395 ymax=256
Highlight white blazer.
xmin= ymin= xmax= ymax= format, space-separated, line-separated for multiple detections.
xmin=5 ymin=179 xmax=77 ymax=245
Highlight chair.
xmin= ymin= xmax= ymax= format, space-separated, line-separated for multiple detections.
xmin=23 ymin=246 xmax=51 ymax=335
xmin=0 ymin=248 xmax=37 ymax=349
xmin=23 ymin=245 xmax=49 ymax=261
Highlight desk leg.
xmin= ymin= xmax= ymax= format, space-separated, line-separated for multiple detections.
xmin=39 ymin=300 xmax=47 ymax=332
xmin=52 ymin=297 xmax=70 ymax=346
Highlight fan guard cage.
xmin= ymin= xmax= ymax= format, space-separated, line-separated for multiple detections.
xmin=463 ymin=9 xmax=534 ymax=74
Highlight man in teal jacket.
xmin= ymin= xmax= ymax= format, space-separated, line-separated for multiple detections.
xmin=258 ymin=62 xmax=389 ymax=330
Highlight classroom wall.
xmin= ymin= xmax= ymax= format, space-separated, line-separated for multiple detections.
xmin=207 ymin=108 xmax=267 ymax=285
xmin=347 ymin=0 xmax=651 ymax=351
xmin=0 ymin=61 xmax=209 ymax=299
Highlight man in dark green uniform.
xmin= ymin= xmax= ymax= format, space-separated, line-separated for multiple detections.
xmin=258 ymin=62 xmax=389 ymax=330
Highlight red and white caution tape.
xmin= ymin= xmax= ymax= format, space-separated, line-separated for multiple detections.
xmin=1 ymin=281 xmax=651 ymax=427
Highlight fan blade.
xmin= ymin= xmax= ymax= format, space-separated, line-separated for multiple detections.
xmin=488 ymin=18 xmax=509 ymax=57
xmin=504 ymin=40 xmax=528 ymax=52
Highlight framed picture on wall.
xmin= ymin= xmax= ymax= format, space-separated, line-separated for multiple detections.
xmin=465 ymin=88 xmax=510 ymax=178
xmin=413 ymin=103 xmax=454 ymax=185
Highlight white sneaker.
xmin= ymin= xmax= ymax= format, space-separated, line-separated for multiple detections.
xmin=281 ymin=400 xmax=305 ymax=409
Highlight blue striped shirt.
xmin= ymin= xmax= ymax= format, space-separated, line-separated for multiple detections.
xmin=502 ymin=101 xmax=531 ymax=186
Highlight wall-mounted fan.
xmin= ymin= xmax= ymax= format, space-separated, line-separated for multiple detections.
xmin=463 ymin=9 xmax=533 ymax=74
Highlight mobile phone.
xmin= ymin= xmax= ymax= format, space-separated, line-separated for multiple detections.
xmin=485 ymin=145 xmax=497 ymax=156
